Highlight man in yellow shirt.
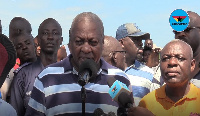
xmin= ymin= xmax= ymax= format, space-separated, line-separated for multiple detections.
xmin=139 ymin=39 xmax=200 ymax=116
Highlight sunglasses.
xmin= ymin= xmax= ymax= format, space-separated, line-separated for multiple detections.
xmin=173 ymin=26 xmax=200 ymax=34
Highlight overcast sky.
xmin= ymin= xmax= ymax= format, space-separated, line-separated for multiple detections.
xmin=0 ymin=0 xmax=199 ymax=48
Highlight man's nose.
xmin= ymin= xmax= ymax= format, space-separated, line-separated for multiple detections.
xmin=48 ymin=33 xmax=54 ymax=40
xmin=81 ymin=42 xmax=92 ymax=53
xmin=175 ymin=31 xmax=186 ymax=39
xmin=168 ymin=57 xmax=178 ymax=68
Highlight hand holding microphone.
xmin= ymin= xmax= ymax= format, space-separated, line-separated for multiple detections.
xmin=107 ymin=77 xmax=132 ymax=107
xmin=107 ymin=77 xmax=154 ymax=116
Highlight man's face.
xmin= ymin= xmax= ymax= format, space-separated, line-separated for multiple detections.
xmin=113 ymin=45 xmax=126 ymax=70
xmin=10 ymin=19 xmax=32 ymax=39
xmin=160 ymin=42 xmax=195 ymax=86
xmin=14 ymin=34 xmax=36 ymax=63
xmin=144 ymin=39 xmax=153 ymax=49
xmin=120 ymin=36 xmax=143 ymax=63
xmin=38 ymin=21 xmax=62 ymax=54
xmin=69 ymin=19 xmax=103 ymax=69
xmin=143 ymin=50 xmax=152 ymax=63
xmin=174 ymin=13 xmax=200 ymax=55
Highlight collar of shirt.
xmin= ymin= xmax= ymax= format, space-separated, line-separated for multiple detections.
xmin=125 ymin=60 xmax=142 ymax=72
xmin=156 ymin=83 xmax=198 ymax=104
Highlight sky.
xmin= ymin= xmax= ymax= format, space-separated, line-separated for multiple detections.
xmin=0 ymin=0 xmax=200 ymax=48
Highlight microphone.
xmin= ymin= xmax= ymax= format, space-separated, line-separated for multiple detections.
xmin=93 ymin=108 xmax=106 ymax=116
xmin=93 ymin=108 xmax=116 ymax=116
xmin=78 ymin=59 xmax=98 ymax=86
xmin=107 ymin=77 xmax=131 ymax=103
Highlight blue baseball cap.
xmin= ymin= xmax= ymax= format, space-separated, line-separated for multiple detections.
xmin=116 ymin=23 xmax=150 ymax=40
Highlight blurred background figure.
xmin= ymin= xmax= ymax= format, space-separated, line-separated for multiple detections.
xmin=102 ymin=35 xmax=126 ymax=71
xmin=10 ymin=18 xmax=63 ymax=116
xmin=174 ymin=11 xmax=200 ymax=88
xmin=144 ymin=38 xmax=153 ymax=49
xmin=57 ymin=45 xmax=67 ymax=62
xmin=0 ymin=34 xmax=17 ymax=116
xmin=1 ymin=17 xmax=37 ymax=102
xmin=34 ymin=35 xmax=41 ymax=57
xmin=116 ymin=23 xmax=154 ymax=106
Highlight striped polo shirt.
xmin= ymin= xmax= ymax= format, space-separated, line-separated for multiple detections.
xmin=125 ymin=60 xmax=154 ymax=106
xmin=25 ymin=55 xmax=131 ymax=116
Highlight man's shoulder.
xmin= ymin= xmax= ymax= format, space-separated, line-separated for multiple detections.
xmin=0 ymin=99 xmax=17 ymax=116
xmin=137 ymin=63 xmax=154 ymax=74
xmin=37 ymin=57 xmax=70 ymax=80
xmin=14 ymin=62 xmax=32 ymax=74
xmin=125 ymin=62 xmax=154 ymax=81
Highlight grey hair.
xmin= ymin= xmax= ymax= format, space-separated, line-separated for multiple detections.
xmin=69 ymin=12 xmax=104 ymax=41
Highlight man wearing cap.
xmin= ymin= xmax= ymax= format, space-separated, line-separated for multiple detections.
xmin=116 ymin=23 xmax=154 ymax=106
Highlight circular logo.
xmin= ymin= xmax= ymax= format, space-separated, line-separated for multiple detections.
xmin=169 ymin=9 xmax=189 ymax=32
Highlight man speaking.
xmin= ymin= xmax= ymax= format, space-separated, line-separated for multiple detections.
xmin=25 ymin=12 xmax=132 ymax=116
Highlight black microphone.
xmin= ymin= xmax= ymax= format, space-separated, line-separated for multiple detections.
xmin=93 ymin=108 xmax=116 ymax=116
xmin=93 ymin=108 xmax=106 ymax=116
xmin=78 ymin=59 xmax=98 ymax=86
xmin=118 ymin=92 xmax=133 ymax=108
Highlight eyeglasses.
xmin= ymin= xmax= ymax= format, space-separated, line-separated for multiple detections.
xmin=109 ymin=50 xmax=126 ymax=56
xmin=173 ymin=26 xmax=200 ymax=34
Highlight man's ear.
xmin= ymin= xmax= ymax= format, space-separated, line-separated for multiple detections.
xmin=111 ymin=53 xmax=117 ymax=64
xmin=59 ymin=37 xmax=63 ymax=45
xmin=191 ymin=59 xmax=196 ymax=72
xmin=119 ymin=39 xmax=125 ymax=49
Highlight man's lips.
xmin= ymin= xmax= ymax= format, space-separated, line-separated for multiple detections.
xmin=46 ymin=43 xmax=54 ymax=47
xmin=165 ymin=71 xmax=180 ymax=77
xmin=24 ymin=52 xmax=29 ymax=56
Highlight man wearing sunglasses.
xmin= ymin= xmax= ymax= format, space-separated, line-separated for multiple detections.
xmin=174 ymin=11 xmax=200 ymax=88
xmin=115 ymin=23 xmax=154 ymax=106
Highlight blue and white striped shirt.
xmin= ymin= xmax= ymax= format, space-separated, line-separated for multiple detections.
xmin=25 ymin=55 xmax=131 ymax=116
xmin=125 ymin=60 xmax=154 ymax=106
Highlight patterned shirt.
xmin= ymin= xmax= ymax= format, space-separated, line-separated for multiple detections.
xmin=25 ymin=55 xmax=131 ymax=116
xmin=125 ymin=60 xmax=154 ymax=106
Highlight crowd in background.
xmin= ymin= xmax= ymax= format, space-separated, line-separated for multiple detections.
xmin=0 ymin=10 xmax=200 ymax=116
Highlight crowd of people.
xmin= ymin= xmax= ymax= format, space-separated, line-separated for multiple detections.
xmin=0 ymin=10 xmax=199 ymax=116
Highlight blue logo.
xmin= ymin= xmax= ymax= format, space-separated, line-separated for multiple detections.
xmin=169 ymin=9 xmax=189 ymax=32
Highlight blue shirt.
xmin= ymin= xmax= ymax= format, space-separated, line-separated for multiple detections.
xmin=125 ymin=60 xmax=154 ymax=106
xmin=0 ymin=99 xmax=17 ymax=116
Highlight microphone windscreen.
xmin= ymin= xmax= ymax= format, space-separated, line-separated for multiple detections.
xmin=0 ymin=34 xmax=16 ymax=88
xmin=107 ymin=112 xmax=116 ymax=116
xmin=107 ymin=77 xmax=116 ymax=87
xmin=93 ymin=108 xmax=105 ymax=116
xmin=78 ymin=59 xmax=98 ymax=79
xmin=118 ymin=92 xmax=133 ymax=108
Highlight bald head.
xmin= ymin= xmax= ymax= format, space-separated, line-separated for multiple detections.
xmin=161 ymin=39 xmax=193 ymax=59
xmin=102 ymin=36 xmax=126 ymax=70
xmin=70 ymin=12 xmax=104 ymax=41
xmin=9 ymin=17 xmax=32 ymax=41
xmin=188 ymin=11 xmax=200 ymax=27
xmin=102 ymin=36 xmax=122 ymax=58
